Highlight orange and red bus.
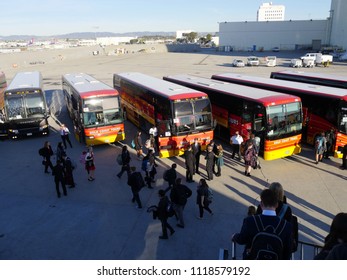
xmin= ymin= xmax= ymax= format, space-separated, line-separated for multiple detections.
xmin=62 ymin=73 xmax=125 ymax=146
xmin=212 ymin=72 xmax=347 ymax=158
xmin=165 ymin=74 xmax=302 ymax=161
xmin=270 ymin=70 xmax=347 ymax=89
xmin=113 ymin=72 xmax=214 ymax=158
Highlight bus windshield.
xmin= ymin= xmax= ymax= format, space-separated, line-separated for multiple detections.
xmin=6 ymin=94 xmax=45 ymax=120
xmin=83 ymin=96 xmax=122 ymax=127
xmin=266 ymin=102 xmax=302 ymax=139
xmin=173 ymin=98 xmax=212 ymax=134
xmin=339 ymin=101 xmax=347 ymax=134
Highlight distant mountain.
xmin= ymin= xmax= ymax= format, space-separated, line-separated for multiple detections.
xmin=0 ymin=31 xmax=176 ymax=41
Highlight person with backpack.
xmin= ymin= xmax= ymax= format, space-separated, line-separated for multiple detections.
xmin=196 ymin=178 xmax=213 ymax=219
xmin=157 ymin=189 xmax=175 ymax=239
xmin=315 ymin=132 xmax=327 ymax=164
xmin=232 ymin=189 xmax=292 ymax=260
xmin=142 ymin=150 xmax=156 ymax=189
xmin=117 ymin=145 xmax=131 ymax=179
xmin=244 ymin=141 xmax=257 ymax=177
xmin=170 ymin=178 xmax=192 ymax=228
xmin=127 ymin=166 xmax=144 ymax=209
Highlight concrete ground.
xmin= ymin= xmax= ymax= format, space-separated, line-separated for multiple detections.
xmin=0 ymin=46 xmax=346 ymax=260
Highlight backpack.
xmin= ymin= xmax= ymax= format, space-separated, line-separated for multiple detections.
xmin=38 ymin=147 xmax=45 ymax=156
xmin=248 ymin=215 xmax=286 ymax=260
xmin=207 ymin=188 xmax=213 ymax=203
xmin=166 ymin=200 xmax=175 ymax=217
xmin=290 ymin=215 xmax=299 ymax=253
xmin=141 ymin=158 xmax=149 ymax=171
xmin=116 ymin=154 xmax=123 ymax=165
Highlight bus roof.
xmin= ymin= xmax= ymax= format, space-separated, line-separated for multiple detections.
xmin=63 ymin=73 xmax=118 ymax=98
xmin=115 ymin=72 xmax=207 ymax=100
xmin=271 ymin=70 xmax=347 ymax=84
xmin=212 ymin=73 xmax=347 ymax=101
xmin=165 ymin=74 xmax=300 ymax=106
xmin=6 ymin=71 xmax=43 ymax=92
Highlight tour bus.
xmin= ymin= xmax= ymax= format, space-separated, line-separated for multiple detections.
xmin=113 ymin=72 xmax=214 ymax=158
xmin=4 ymin=71 xmax=49 ymax=138
xmin=62 ymin=73 xmax=125 ymax=146
xmin=270 ymin=70 xmax=347 ymax=89
xmin=212 ymin=73 xmax=347 ymax=158
xmin=0 ymin=71 xmax=7 ymax=138
xmin=164 ymin=74 xmax=302 ymax=161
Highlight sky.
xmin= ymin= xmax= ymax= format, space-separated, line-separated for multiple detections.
xmin=0 ymin=0 xmax=332 ymax=36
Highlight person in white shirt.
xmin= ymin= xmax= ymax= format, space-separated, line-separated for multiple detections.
xmin=149 ymin=125 xmax=159 ymax=152
xmin=230 ymin=131 xmax=243 ymax=160
xmin=60 ymin=124 xmax=72 ymax=149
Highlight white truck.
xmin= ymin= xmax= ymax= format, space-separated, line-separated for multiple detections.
xmin=300 ymin=53 xmax=333 ymax=66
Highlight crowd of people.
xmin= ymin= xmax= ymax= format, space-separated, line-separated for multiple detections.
xmin=38 ymin=123 xmax=347 ymax=259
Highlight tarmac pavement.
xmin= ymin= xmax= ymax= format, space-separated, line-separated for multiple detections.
xmin=0 ymin=47 xmax=347 ymax=260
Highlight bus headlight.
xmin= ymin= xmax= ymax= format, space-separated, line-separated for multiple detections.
xmin=9 ymin=129 xmax=19 ymax=134
xmin=39 ymin=124 xmax=48 ymax=131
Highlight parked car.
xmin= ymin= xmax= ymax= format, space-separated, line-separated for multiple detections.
xmin=247 ymin=56 xmax=259 ymax=66
xmin=232 ymin=59 xmax=245 ymax=67
xmin=272 ymin=47 xmax=280 ymax=52
xmin=265 ymin=56 xmax=277 ymax=67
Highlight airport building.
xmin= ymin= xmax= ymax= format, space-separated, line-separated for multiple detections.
xmin=219 ymin=0 xmax=346 ymax=51
xmin=257 ymin=2 xmax=285 ymax=22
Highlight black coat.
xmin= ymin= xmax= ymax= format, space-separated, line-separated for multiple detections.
xmin=170 ymin=184 xmax=192 ymax=206
xmin=184 ymin=150 xmax=195 ymax=173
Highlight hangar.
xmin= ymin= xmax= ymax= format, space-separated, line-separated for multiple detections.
xmin=219 ymin=0 xmax=346 ymax=52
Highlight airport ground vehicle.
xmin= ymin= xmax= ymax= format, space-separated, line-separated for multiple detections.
xmin=290 ymin=59 xmax=303 ymax=68
xmin=247 ymin=56 xmax=260 ymax=66
xmin=62 ymin=73 xmax=125 ymax=146
xmin=265 ymin=56 xmax=276 ymax=67
xmin=3 ymin=71 xmax=49 ymax=139
xmin=114 ymin=72 xmax=214 ymax=158
xmin=270 ymin=70 xmax=347 ymax=89
xmin=300 ymin=53 xmax=333 ymax=66
xmin=232 ymin=59 xmax=245 ymax=67
xmin=165 ymin=74 xmax=302 ymax=161
xmin=212 ymin=73 xmax=347 ymax=158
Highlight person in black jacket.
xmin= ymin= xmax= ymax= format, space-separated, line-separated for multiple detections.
xmin=52 ymin=160 xmax=67 ymax=198
xmin=127 ymin=166 xmax=144 ymax=209
xmin=164 ymin=163 xmax=177 ymax=189
xmin=232 ymin=189 xmax=292 ymax=260
xmin=191 ymin=138 xmax=202 ymax=174
xmin=157 ymin=189 xmax=175 ymax=239
xmin=117 ymin=145 xmax=131 ymax=179
xmin=170 ymin=178 xmax=192 ymax=228
xmin=205 ymin=145 xmax=215 ymax=181
xmin=62 ymin=154 xmax=75 ymax=188
xmin=184 ymin=145 xmax=195 ymax=183
xmin=42 ymin=141 xmax=54 ymax=174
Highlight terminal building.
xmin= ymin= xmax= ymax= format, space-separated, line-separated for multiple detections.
xmin=219 ymin=0 xmax=346 ymax=51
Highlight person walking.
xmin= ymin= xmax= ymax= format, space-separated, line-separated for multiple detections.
xmin=85 ymin=146 xmax=96 ymax=181
xmin=232 ymin=189 xmax=292 ymax=260
xmin=52 ymin=160 xmax=67 ymax=198
xmin=205 ymin=145 xmax=215 ymax=181
xmin=315 ymin=132 xmax=327 ymax=164
xmin=196 ymin=178 xmax=213 ymax=219
xmin=184 ymin=144 xmax=195 ymax=183
xmin=164 ymin=163 xmax=177 ymax=190
xmin=62 ymin=154 xmax=76 ymax=188
xmin=149 ymin=125 xmax=159 ymax=152
xmin=230 ymin=131 xmax=243 ymax=160
xmin=215 ymin=144 xmax=224 ymax=177
xmin=142 ymin=149 xmax=156 ymax=189
xmin=56 ymin=142 xmax=66 ymax=162
xmin=60 ymin=124 xmax=72 ymax=149
xmin=117 ymin=145 xmax=131 ymax=179
xmin=191 ymin=138 xmax=202 ymax=174
xmin=41 ymin=141 xmax=54 ymax=174
xmin=157 ymin=189 xmax=175 ymax=239
xmin=127 ymin=166 xmax=144 ymax=209
xmin=244 ymin=141 xmax=257 ymax=176
xmin=134 ymin=131 xmax=144 ymax=160
xmin=170 ymin=178 xmax=192 ymax=228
